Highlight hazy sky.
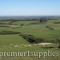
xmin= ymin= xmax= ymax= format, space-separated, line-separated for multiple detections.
xmin=0 ymin=0 xmax=60 ymax=16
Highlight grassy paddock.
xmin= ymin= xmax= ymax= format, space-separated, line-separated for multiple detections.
xmin=0 ymin=19 xmax=60 ymax=60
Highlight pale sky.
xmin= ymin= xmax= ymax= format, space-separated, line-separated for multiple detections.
xmin=0 ymin=0 xmax=60 ymax=16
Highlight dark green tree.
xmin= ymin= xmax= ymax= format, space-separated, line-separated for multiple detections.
xmin=58 ymin=39 xmax=60 ymax=48
xmin=40 ymin=18 xmax=47 ymax=23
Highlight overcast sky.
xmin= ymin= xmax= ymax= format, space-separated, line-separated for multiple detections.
xmin=0 ymin=0 xmax=60 ymax=16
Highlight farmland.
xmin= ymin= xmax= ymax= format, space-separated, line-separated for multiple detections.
xmin=0 ymin=17 xmax=60 ymax=60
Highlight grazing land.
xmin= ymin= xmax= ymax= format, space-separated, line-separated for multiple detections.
xmin=0 ymin=17 xmax=60 ymax=60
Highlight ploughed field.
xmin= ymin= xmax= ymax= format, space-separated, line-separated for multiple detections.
xmin=0 ymin=19 xmax=60 ymax=60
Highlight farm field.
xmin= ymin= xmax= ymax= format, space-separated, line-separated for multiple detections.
xmin=0 ymin=18 xmax=60 ymax=60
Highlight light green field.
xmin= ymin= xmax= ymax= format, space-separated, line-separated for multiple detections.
xmin=0 ymin=19 xmax=60 ymax=60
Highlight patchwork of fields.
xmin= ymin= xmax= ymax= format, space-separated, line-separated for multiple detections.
xmin=0 ymin=19 xmax=60 ymax=60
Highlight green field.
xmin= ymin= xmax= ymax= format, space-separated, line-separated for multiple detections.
xmin=0 ymin=18 xmax=60 ymax=60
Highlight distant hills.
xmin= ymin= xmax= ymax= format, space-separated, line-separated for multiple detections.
xmin=0 ymin=16 xmax=60 ymax=21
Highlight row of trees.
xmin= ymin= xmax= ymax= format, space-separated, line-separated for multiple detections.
xmin=20 ymin=33 xmax=60 ymax=48
xmin=0 ymin=31 xmax=20 ymax=35
xmin=20 ymin=34 xmax=44 ymax=44
xmin=46 ymin=26 xmax=54 ymax=30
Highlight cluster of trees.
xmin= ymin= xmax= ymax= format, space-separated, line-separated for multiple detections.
xmin=20 ymin=24 xmax=24 ymax=27
xmin=56 ymin=39 xmax=60 ymax=48
xmin=29 ymin=18 xmax=48 ymax=25
xmin=20 ymin=33 xmax=60 ymax=48
xmin=0 ymin=26 xmax=9 ymax=27
xmin=20 ymin=34 xmax=44 ymax=44
xmin=46 ymin=26 xmax=54 ymax=30
xmin=39 ymin=18 xmax=48 ymax=23
xmin=54 ymin=22 xmax=60 ymax=24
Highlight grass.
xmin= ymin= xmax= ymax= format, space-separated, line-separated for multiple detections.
xmin=0 ymin=19 xmax=60 ymax=60
xmin=0 ymin=35 xmax=29 ymax=45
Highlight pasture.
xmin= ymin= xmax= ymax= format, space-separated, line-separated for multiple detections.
xmin=0 ymin=18 xmax=60 ymax=60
